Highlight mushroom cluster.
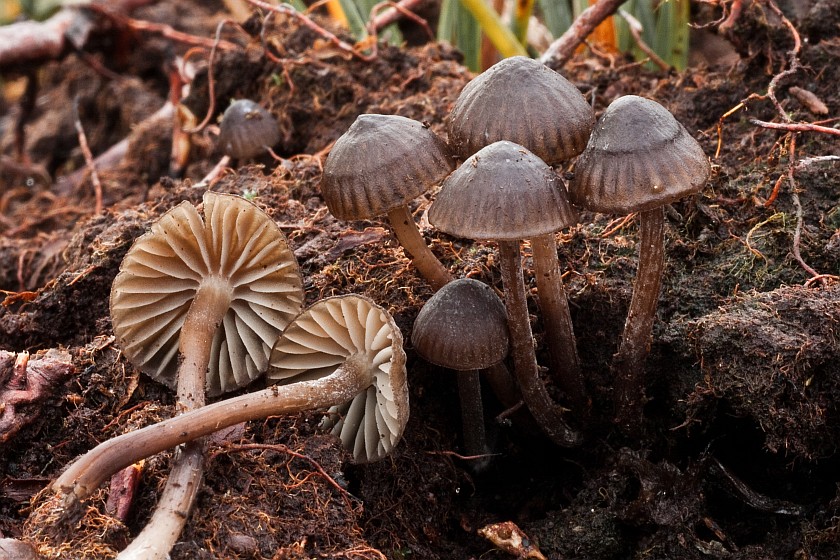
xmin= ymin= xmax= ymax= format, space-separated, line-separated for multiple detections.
xmin=47 ymin=54 xmax=712 ymax=556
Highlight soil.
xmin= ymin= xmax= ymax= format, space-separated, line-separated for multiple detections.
xmin=1 ymin=1 xmax=839 ymax=559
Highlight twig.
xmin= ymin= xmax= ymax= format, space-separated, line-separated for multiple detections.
xmin=72 ymin=98 xmax=103 ymax=215
xmin=617 ymin=9 xmax=670 ymax=71
xmin=539 ymin=0 xmax=626 ymax=68
xmin=369 ymin=0 xmax=426 ymax=33
xmin=87 ymin=4 xmax=241 ymax=51
xmin=750 ymin=119 xmax=840 ymax=136
xmin=368 ymin=0 xmax=433 ymax=40
xmin=183 ymin=19 xmax=246 ymax=134
xmin=245 ymin=0 xmax=376 ymax=61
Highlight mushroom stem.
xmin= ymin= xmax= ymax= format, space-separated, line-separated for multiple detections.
xmin=483 ymin=362 xmax=519 ymax=409
xmin=456 ymin=370 xmax=490 ymax=469
xmin=386 ymin=206 xmax=453 ymax=291
xmin=497 ymin=240 xmax=581 ymax=447
xmin=118 ymin=280 xmax=232 ymax=560
xmin=54 ymin=355 xmax=372 ymax=501
xmin=530 ymin=233 xmax=588 ymax=418
xmin=612 ymin=207 xmax=666 ymax=433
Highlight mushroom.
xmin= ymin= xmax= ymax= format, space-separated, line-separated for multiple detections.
xmin=446 ymin=55 xmax=595 ymax=417
xmin=109 ymin=191 xmax=304 ymax=558
xmin=321 ymin=114 xmax=455 ymax=291
xmin=447 ymin=55 xmax=595 ymax=164
xmin=429 ymin=140 xmax=581 ymax=447
xmin=411 ymin=278 xmax=509 ymax=470
xmin=54 ymin=294 xmax=408 ymax=500
xmin=568 ymin=95 xmax=710 ymax=433
xmin=218 ymin=99 xmax=281 ymax=160
xmin=268 ymin=294 xmax=409 ymax=463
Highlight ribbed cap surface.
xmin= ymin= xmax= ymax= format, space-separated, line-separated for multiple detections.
xmin=218 ymin=99 xmax=281 ymax=159
xmin=111 ymin=192 xmax=304 ymax=397
xmin=430 ymin=141 xmax=578 ymax=241
xmin=268 ymin=295 xmax=409 ymax=463
xmin=569 ymin=95 xmax=710 ymax=213
xmin=321 ymin=114 xmax=454 ymax=220
xmin=448 ymin=56 xmax=595 ymax=164
xmin=412 ymin=278 xmax=509 ymax=371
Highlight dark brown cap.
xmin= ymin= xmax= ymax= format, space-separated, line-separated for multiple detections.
xmin=321 ymin=114 xmax=454 ymax=220
xmin=569 ymin=95 xmax=710 ymax=214
xmin=412 ymin=278 xmax=509 ymax=371
xmin=218 ymin=99 xmax=281 ymax=159
xmin=448 ymin=56 xmax=595 ymax=164
xmin=429 ymin=140 xmax=578 ymax=241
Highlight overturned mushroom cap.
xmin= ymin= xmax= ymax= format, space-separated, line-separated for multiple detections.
xmin=111 ymin=192 xmax=304 ymax=396
xmin=268 ymin=295 xmax=409 ymax=463
xmin=218 ymin=99 xmax=281 ymax=159
xmin=569 ymin=95 xmax=711 ymax=214
xmin=448 ymin=56 xmax=595 ymax=163
xmin=321 ymin=114 xmax=454 ymax=220
xmin=430 ymin=140 xmax=578 ymax=241
xmin=412 ymin=278 xmax=509 ymax=371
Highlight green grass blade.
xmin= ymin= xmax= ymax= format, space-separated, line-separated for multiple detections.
xmin=653 ymin=0 xmax=689 ymax=69
xmin=537 ymin=0 xmax=573 ymax=38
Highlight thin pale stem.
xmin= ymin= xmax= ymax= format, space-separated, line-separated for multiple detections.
xmin=613 ymin=207 xmax=666 ymax=433
xmin=387 ymin=206 xmax=453 ymax=291
xmin=54 ymin=357 xmax=370 ymax=502
xmin=497 ymin=240 xmax=581 ymax=447
xmin=530 ymin=233 xmax=588 ymax=418
xmin=116 ymin=280 xmax=232 ymax=559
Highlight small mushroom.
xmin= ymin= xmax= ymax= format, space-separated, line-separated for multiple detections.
xmin=411 ymin=278 xmax=509 ymax=470
xmin=268 ymin=294 xmax=409 ymax=463
xmin=321 ymin=114 xmax=455 ymax=291
xmin=568 ymin=95 xmax=710 ymax=433
xmin=447 ymin=55 xmax=595 ymax=164
xmin=54 ymin=295 xmax=408 ymax=498
xmin=218 ymin=99 xmax=281 ymax=160
xmin=446 ymin=55 xmax=595 ymax=417
xmin=430 ymin=140 xmax=581 ymax=447
xmin=108 ymin=191 xmax=304 ymax=558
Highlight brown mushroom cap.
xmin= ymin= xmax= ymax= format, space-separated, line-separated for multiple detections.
xmin=411 ymin=278 xmax=509 ymax=371
xmin=569 ymin=95 xmax=711 ymax=214
xmin=429 ymin=140 xmax=578 ymax=241
xmin=320 ymin=114 xmax=454 ymax=220
xmin=447 ymin=56 xmax=595 ymax=164
xmin=111 ymin=192 xmax=304 ymax=396
xmin=268 ymin=295 xmax=409 ymax=463
xmin=218 ymin=99 xmax=281 ymax=159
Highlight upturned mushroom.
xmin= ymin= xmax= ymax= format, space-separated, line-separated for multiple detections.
xmin=54 ymin=294 xmax=408 ymax=500
xmin=321 ymin=114 xmax=455 ymax=291
xmin=411 ymin=278 xmax=510 ymax=470
xmin=108 ymin=191 xmax=304 ymax=558
xmin=568 ymin=95 xmax=710 ymax=433
xmin=446 ymin=55 xmax=595 ymax=417
xmin=430 ymin=140 xmax=581 ymax=447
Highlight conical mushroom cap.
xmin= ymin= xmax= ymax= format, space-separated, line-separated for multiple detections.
xmin=448 ymin=56 xmax=595 ymax=164
xmin=569 ymin=95 xmax=711 ymax=214
xmin=111 ymin=192 xmax=304 ymax=397
xmin=268 ymin=295 xmax=409 ymax=463
xmin=218 ymin=99 xmax=281 ymax=159
xmin=412 ymin=278 xmax=509 ymax=371
xmin=429 ymin=140 xmax=578 ymax=241
xmin=321 ymin=114 xmax=454 ymax=220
